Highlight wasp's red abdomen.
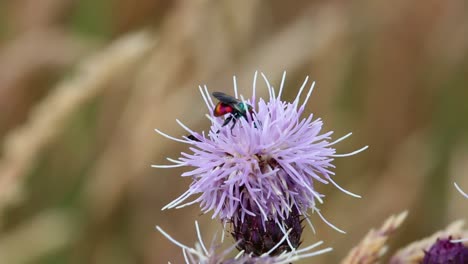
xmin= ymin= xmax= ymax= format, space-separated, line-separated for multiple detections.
xmin=214 ymin=102 xmax=233 ymax=116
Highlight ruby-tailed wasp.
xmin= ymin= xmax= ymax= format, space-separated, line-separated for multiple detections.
xmin=212 ymin=92 xmax=254 ymax=130
xmin=187 ymin=92 xmax=255 ymax=141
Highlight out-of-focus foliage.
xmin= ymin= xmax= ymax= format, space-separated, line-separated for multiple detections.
xmin=0 ymin=0 xmax=467 ymax=263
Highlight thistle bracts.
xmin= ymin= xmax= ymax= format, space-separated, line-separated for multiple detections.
xmin=231 ymin=207 xmax=304 ymax=256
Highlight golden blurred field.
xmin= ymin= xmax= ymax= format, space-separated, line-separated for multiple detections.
xmin=0 ymin=0 xmax=467 ymax=263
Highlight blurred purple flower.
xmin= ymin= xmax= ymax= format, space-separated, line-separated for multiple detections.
xmin=153 ymin=72 xmax=367 ymax=229
xmin=422 ymin=237 xmax=468 ymax=264
xmin=156 ymin=221 xmax=332 ymax=264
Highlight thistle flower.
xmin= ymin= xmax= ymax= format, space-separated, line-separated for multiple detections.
xmin=422 ymin=237 xmax=468 ymax=264
xmin=156 ymin=221 xmax=332 ymax=264
xmin=153 ymin=72 xmax=367 ymax=229
xmin=390 ymin=221 xmax=468 ymax=264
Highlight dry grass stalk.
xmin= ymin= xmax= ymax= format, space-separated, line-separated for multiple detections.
xmin=341 ymin=211 xmax=408 ymax=264
xmin=0 ymin=209 xmax=74 ymax=264
xmin=0 ymin=31 xmax=155 ymax=221
xmin=0 ymin=30 xmax=90 ymax=89
xmin=8 ymin=0 xmax=74 ymax=31
xmin=389 ymin=220 xmax=468 ymax=264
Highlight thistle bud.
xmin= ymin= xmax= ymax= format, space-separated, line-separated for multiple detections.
xmin=231 ymin=208 xmax=303 ymax=256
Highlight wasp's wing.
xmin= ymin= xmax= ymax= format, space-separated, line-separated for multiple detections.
xmin=212 ymin=92 xmax=240 ymax=104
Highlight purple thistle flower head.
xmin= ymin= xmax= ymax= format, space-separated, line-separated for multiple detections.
xmin=422 ymin=237 xmax=468 ymax=264
xmin=153 ymin=72 xmax=368 ymax=228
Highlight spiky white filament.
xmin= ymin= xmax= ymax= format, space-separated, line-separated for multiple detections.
xmin=451 ymin=237 xmax=468 ymax=243
xmin=303 ymin=212 xmax=317 ymax=234
xmin=175 ymin=198 xmax=200 ymax=209
xmin=332 ymin=145 xmax=369 ymax=157
xmin=203 ymin=85 xmax=215 ymax=110
xmin=293 ymin=76 xmax=309 ymax=107
xmin=274 ymin=222 xmax=295 ymax=253
xmin=261 ymin=72 xmax=274 ymax=101
xmin=296 ymin=240 xmax=324 ymax=254
xmin=161 ymin=189 xmax=192 ymax=210
xmin=154 ymin=128 xmax=191 ymax=144
xmin=182 ymin=249 xmax=189 ymax=264
xmin=300 ymin=81 xmax=316 ymax=110
xmin=277 ymin=247 xmax=333 ymax=264
xmin=252 ymin=71 xmax=258 ymax=104
xmin=176 ymin=119 xmax=197 ymax=136
xmin=263 ymin=228 xmax=292 ymax=256
xmin=454 ymin=182 xmax=468 ymax=199
xmin=155 ymin=225 xmax=205 ymax=259
xmin=221 ymin=221 xmax=226 ymax=243
xmin=328 ymin=177 xmax=361 ymax=198
xmin=151 ymin=163 xmax=184 ymax=169
xmin=328 ymin=132 xmax=352 ymax=146
xmin=198 ymin=85 xmax=212 ymax=111
xmin=233 ymin=75 xmax=239 ymax=99
xmin=277 ymin=71 xmax=286 ymax=100
xmin=234 ymin=249 xmax=245 ymax=259
xmin=194 ymin=221 xmax=209 ymax=256
xmin=315 ymin=209 xmax=346 ymax=234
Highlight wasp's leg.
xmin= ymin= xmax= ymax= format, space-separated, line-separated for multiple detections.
xmin=222 ymin=116 xmax=233 ymax=127
xmin=230 ymin=118 xmax=238 ymax=130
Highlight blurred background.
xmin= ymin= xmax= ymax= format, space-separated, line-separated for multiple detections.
xmin=0 ymin=0 xmax=467 ymax=263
